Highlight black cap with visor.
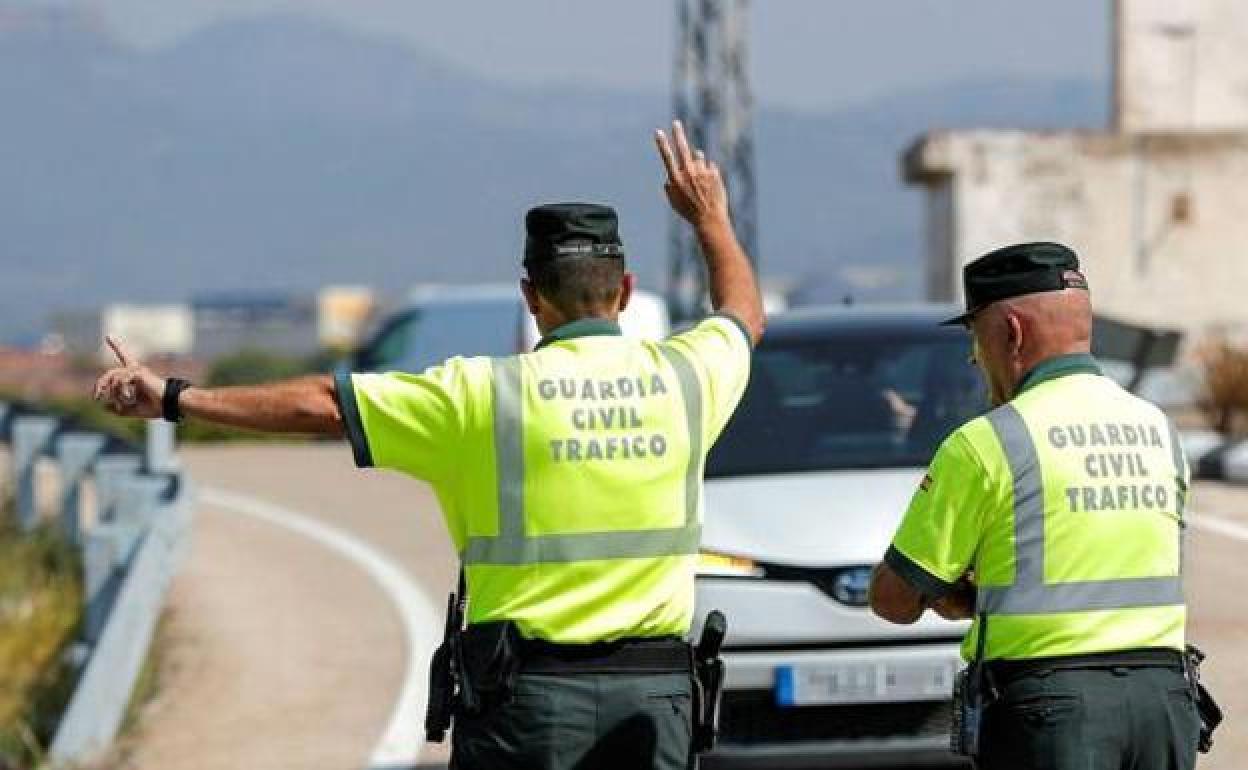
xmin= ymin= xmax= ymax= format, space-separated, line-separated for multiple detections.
xmin=523 ymin=202 xmax=625 ymax=268
xmin=942 ymin=241 xmax=1089 ymax=326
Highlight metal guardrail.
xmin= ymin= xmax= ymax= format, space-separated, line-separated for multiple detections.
xmin=0 ymin=401 xmax=193 ymax=766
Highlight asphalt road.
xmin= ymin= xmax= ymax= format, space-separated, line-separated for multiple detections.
xmin=1183 ymin=482 xmax=1247 ymax=770
xmin=104 ymin=444 xmax=457 ymax=770
xmin=113 ymin=444 xmax=1243 ymax=770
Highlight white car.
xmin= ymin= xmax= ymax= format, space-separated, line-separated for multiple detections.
xmin=693 ymin=305 xmax=985 ymax=768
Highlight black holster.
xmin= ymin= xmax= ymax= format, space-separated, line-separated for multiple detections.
xmin=691 ymin=610 xmax=728 ymax=754
xmin=950 ymin=662 xmax=990 ymax=760
xmin=1183 ymin=644 xmax=1223 ymax=754
xmin=457 ymin=621 xmax=525 ymax=714
xmin=424 ymin=588 xmax=464 ymax=743
xmin=951 ymin=613 xmax=993 ymax=762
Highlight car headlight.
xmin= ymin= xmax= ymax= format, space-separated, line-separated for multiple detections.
xmin=697 ymin=549 xmax=763 ymax=578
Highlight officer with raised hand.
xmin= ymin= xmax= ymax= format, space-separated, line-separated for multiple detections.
xmin=93 ymin=120 xmax=763 ymax=770
xmin=867 ymin=243 xmax=1205 ymax=770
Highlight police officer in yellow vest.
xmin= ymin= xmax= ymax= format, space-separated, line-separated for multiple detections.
xmin=868 ymin=242 xmax=1201 ymax=769
xmin=91 ymin=120 xmax=764 ymax=770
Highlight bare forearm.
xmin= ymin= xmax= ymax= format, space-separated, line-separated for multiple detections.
xmin=696 ymin=218 xmax=764 ymax=345
xmin=179 ymin=375 xmax=344 ymax=437
xmin=868 ymin=563 xmax=925 ymax=625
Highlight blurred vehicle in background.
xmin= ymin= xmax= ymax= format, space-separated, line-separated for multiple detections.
xmin=694 ymin=305 xmax=982 ymax=769
xmin=1090 ymin=314 xmax=1187 ymax=406
xmin=351 ymin=284 xmax=670 ymax=373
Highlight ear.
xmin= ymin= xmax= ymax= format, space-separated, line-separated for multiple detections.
xmin=1005 ymin=311 xmax=1025 ymax=357
xmin=617 ymin=272 xmax=635 ymax=313
xmin=520 ymin=278 xmax=541 ymax=318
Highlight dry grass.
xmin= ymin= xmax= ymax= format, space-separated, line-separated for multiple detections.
xmin=1197 ymin=337 xmax=1248 ymax=436
xmin=0 ymin=502 xmax=82 ymax=768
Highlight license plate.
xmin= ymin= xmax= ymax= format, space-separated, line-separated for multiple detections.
xmin=775 ymin=659 xmax=957 ymax=707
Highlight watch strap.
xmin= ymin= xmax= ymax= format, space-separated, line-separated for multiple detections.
xmin=162 ymin=378 xmax=193 ymax=423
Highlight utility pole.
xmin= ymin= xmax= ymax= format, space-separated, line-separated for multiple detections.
xmin=669 ymin=0 xmax=759 ymax=321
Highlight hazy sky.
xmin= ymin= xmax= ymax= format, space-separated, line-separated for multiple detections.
xmin=77 ymin=0 xmax=1112 ymax=111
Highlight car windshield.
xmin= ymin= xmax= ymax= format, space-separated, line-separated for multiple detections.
xmin=706 ymin=329 xmax=988 ymax=477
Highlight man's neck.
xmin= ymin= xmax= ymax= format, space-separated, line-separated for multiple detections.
xmin=535 ymin=316 xmax=624 ymax=350
xmin=1012 ymin=349 xmax=1100 ymax=397
xmin=540 ymin=310 xmax=618 ymax=336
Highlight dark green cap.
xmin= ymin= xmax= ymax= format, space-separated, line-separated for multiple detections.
xmin=942 ymin=241 xmax=1089 ymax=325
xmin=523 ymin=202 xmax=624 ymax=267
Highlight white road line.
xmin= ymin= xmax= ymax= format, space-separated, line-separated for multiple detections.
xmin=200 ymin=486 xmax=439 ymax=770
xmin=1190 ymin=512 xmax=1248 ymax=543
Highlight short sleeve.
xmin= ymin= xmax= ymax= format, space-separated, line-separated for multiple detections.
xmin=334 ymin=360 xmax=472 ymax=481
xmin=886 ymin=430 xmax=992 ymax=600
xmin=1165 ymin=416 xmax=1191 ymax=512
xmin=662 ymin=313 xmax=753 ymax=444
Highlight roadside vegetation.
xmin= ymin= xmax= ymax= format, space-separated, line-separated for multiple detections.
xmin=1198 ymin=337 xmax=1248 ymax=436
xmin=0 ymin=499 xmax=82 ymax=769
xmin=202 ymin=348 xmax=334 ymax=387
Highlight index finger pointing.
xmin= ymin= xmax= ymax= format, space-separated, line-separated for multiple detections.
xmin=106 ymin=335 xmax=137 ymax=368
xmin=654 ymin=130 xmax=678 ymax=179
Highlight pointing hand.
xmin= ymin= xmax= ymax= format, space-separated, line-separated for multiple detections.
xmin=92 ymin=335 xmax=166 ymax=419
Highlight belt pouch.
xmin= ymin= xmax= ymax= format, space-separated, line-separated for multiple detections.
xmin=459 ymin=621 xmax=523 ymax=712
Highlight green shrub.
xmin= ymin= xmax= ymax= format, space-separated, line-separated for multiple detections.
xmin=0 ymin=504 xmax=83 ymax=768
xmin=205 ymin=348 xmax=324 ymax=387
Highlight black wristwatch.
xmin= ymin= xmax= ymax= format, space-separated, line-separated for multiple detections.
xmin=162 ymin=378 xmax=193 ymax=423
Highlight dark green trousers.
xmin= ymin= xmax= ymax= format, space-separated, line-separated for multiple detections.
xmin=980 ymin=665 xmax=1200 ymax=770
xmin=450 ymin=671 xmax=694 ymax=770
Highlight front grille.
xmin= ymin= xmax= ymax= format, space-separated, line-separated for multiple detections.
xmin=761 ymin=563 xmax=874 ymax=606
xmin=719 ymin=690 xmax=951 ymax=745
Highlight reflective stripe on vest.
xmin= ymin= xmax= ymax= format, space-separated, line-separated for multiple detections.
xmin=976 ymin=403 xmax=1186 ymax=615
xmin=461 ymin=347 xmax=704 ymax=565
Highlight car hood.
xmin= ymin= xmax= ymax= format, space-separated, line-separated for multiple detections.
xmin=702 ymin=468 xmax=924 ymax=566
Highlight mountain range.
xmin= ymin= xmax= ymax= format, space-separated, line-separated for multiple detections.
xmin=0 ymin=8 xmax=1107 ymax=343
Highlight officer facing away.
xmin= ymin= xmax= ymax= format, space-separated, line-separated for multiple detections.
xmin=93 ymin=120 xmax=764 ymax=770
xmin=868 ymin=243 xmax=1205 ymax=770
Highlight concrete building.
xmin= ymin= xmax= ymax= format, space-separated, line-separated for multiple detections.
xmin=317 ymin=286 xmax=376 ymax=351
xmin=191 ymin=293 xmax=319 ymax=359
xmin=905 ymin=0 xmax=1248 ymax=346
xmin=101 ymin=304 xmax=194 ymax=359
xmin=48 ymin=289 xmax=374 ymax=364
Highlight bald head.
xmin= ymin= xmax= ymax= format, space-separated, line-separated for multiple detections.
xmin=991 ymin=289 xmax=1092 ymax=352
xmin=971 ymin=289 xmax=1092 ymax=405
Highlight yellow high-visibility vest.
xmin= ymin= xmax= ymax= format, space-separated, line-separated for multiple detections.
xmin=888 ymin=354 xmax=1188 ymax=660
xmin=337 ymin=315 xmax=752 ymax=642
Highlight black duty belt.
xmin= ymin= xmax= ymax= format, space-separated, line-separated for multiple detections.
xmin=519 ymin=635 xmax=691 ymax=675
xmin=985 ymin=647 xmax=1183 ymax=685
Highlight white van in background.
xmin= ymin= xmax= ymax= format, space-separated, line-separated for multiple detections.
xmin=352 ymin=284 xmax=670 ymax=374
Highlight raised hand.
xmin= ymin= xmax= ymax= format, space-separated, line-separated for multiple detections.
xmin=654 ymin=120 xmax=731 ymax=230
xmin=92 ymin=335 xmax=166 ymax=419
